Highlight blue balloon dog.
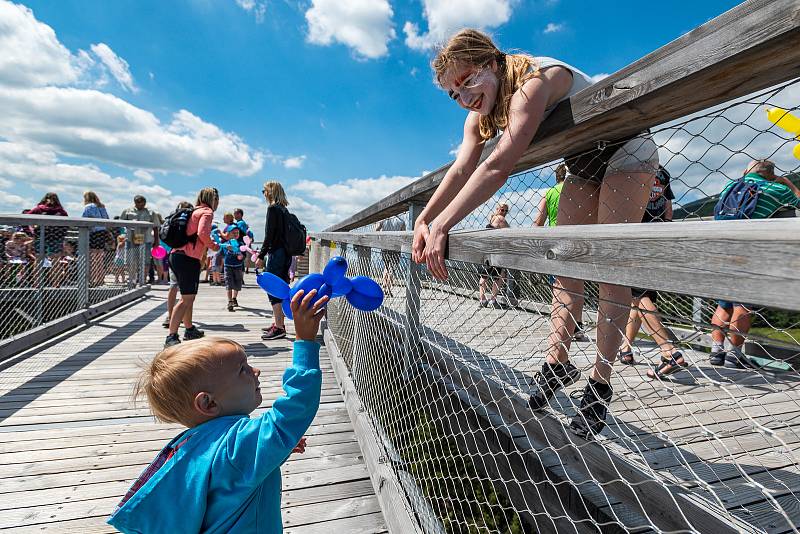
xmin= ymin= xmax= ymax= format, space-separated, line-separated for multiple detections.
xmin=256 ymin=256 xmax=384 ymax=319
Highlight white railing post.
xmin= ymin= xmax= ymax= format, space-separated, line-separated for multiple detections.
xmin=77 ymin=227 xmax=90 ymax=309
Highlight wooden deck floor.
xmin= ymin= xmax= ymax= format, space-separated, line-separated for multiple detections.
xmin=380 ymin=286 xmax=800 ymax=533
xmin=0 ymin=279 xmax=387 ymax=533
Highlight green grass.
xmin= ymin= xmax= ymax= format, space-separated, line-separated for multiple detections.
xmin=748 ymin=327 xmax=800 ymax=345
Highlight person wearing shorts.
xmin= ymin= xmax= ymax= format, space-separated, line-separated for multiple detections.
xmin=375 ymin=215 xmax=406 ymax=297
xmin=411 ymin=30 xmax=659 ymax=439
xmin=617 ymin=167 xmax=686 ymax=379
xmin=165 ymin=189 xmax=219 ymax=347
xmin=223 ymin=225 xmax=245 ymax=312
xmin=478 ymin=204 xmax=509 ymax=308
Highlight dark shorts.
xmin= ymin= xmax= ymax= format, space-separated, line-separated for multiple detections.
xmin=89 ymin=231 xmax=109 ymax=250
xmin=632 ymin=287 xmax=659 ymax=302
xmin=169 ymin=252 xmax=201 ymax=295
xmin=481 ymin=264 xmax=505 ymax=279
xmin=265 ymin=248 xmax=290 ymax=305
xmin=225 ymin=265 xmax=244 ymax=291
xmin=717 ymin=300 xmax=754 ymax=311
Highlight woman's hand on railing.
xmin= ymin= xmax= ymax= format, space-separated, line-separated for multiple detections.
xmin=423 ymin=220 xmax=449 ymax=281
xmin=412 ymin=220 xmax=429 ymax=264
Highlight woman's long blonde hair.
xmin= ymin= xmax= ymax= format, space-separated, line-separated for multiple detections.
xmin=432 ymin=29 xmax=539 ymax=141
xmin=263 ymin=181 xmax=289 ymax=207
xmin=83 ymin=191 xmax=104 ymax=208
xmin=196 ymin=187 xmax=219 ymax=209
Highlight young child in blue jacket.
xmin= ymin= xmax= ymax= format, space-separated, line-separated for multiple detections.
xmin=108 ymin=289 xmax=328 ymax=533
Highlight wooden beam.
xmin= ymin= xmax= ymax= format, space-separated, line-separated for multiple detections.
xmin=313 ymin=217 xmax=800 ymax=311
xmin=326 ymin=0 xmax=800 ymax=232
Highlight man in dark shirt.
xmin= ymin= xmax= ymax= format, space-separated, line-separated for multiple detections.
xmin=642 ymin=166 xmax=675 ymax=222
xmin=618 ymin=166 xmax=686 ymax=379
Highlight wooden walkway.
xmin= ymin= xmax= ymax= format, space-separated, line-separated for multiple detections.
xmin=0 ymin=279 xmax=387 ymax=533
xmin=379 ymin=286 xmax=800 ymax=533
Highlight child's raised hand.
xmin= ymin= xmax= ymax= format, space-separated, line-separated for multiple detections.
xmin=291 ymin=289 xmax=328 ymax=341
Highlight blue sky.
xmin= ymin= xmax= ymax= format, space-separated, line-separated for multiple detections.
xmin=0 ymin=0 xmax=745 ymax=234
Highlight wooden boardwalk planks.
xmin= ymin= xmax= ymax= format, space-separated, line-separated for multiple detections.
xmin=0 ymin=280 xmax=388 ymax=533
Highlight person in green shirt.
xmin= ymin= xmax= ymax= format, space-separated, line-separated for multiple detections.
xmin=711 ymin=159 xmax=800 ymax=369
xmin=534 ymin=164 xmax=589 ymax=342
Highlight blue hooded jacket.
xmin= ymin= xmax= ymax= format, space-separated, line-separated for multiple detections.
xmin=108 ymin=340 xmax=322 ymax=533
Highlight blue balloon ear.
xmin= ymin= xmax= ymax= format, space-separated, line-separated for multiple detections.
xmin=282 ymin=296 xmax=293 ymax=320
xmin=350 ymin=276 xmax=383 ymax=299
xmin=346 ymin=289 xmax=383 ymax=311
xmin=256 ymin=272 xmax=290 ymax=300
xmin=331 ymin=276 xmax=353 ymax=297
xmin=323 ymin=256 xmax=348 ymax=286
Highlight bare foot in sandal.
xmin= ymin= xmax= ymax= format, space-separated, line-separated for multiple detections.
xmin=647 ymin=351 xmax=688 ymax=380
xmin=618 ymin=349 xmax=635 ymax=365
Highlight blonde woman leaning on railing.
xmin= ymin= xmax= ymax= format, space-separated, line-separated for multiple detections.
xmin=411 ymin=29 xmax=658 ymax=440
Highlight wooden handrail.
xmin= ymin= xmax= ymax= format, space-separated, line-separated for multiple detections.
xmin=313 ymin=217 xmax=800 ymax=311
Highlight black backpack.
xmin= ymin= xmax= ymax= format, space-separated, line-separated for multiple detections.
xmin=277 ymin=205 xmax=307 ymax=256
xmin=159 ymin=207 xmax=196 ymax=248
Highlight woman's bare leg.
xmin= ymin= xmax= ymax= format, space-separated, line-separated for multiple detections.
xmin=591 ymin=172 xmax=652 ymax=383
xmin=546 ymin=176 xmax=600 ymax=364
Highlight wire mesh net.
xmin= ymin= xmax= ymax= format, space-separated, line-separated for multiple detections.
xmin=0 ymin=217 xmax=151 ymax=343
xmin=321 ymin=78 xmax=800 ymax=533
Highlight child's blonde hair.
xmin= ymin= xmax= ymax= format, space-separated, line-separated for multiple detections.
xmin=134 ymin=338 xmax=243 ymax=427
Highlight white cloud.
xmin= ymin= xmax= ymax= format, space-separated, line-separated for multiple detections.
xmin=403 ymin=0 xmax=513 ymax=51
xmin=448 ymin=142 xmax=462 ymax=157
xmin=90 ymin=43 xmax=137 ymax=93
xmin=290 ymin=174 xmax=420 ymax=229
xmin=543 ymin=22 xmax=563 ymax=34
xmin=235 ymin=0 xmax=266 ymax=23
xmin=133 ymin=169 xmax=155 ymax=182
xmin=283 ymin=155 xmax=306 ymax=169
xmin=0 ymin=1 xmax=81 ymax=87
xmin=305 ymin=0 xmax=396 ymax=59
xmin=0 ymin=0 xmax=263 ymax=178
xmin=589 ymin=73 xmax=609 ymax=84
xmin=0 ymin=141 xmax=183 ymax=218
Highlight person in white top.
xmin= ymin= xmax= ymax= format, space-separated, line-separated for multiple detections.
xmin=411 ymin=29 xmax=659 ymax=439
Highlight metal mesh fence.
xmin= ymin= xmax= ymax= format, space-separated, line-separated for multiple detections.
xmin=320 ymin=78 xmax=800 ymax=533
xmin=0 ymin=216 xmax=151 ymax=344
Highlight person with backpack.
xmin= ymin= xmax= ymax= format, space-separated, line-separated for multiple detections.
xmin=256 ymin=181 xmax=307 ymax=341
xmin=164 ymin=188 xmax=220 ymax=347
xmin=709 ymin=160 xmax=800 ymax=368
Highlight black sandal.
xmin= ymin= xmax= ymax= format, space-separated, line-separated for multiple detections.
xmin=618 ymin=349 xmax=635 ymax=365
xmin=647 ymin=351 xmax=688 ymax=380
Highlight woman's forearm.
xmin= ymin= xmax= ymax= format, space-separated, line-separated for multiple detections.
xmin=417 ymin=163 xmax=475 ymax=226
xmin=436 ymin=163 xmax=508 ymax=231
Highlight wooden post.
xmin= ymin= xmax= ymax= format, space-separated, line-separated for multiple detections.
xmin=77 ymin=227 xmax=90 ymax=309
xmin=402 ymin=203 xmax=423 ymax=377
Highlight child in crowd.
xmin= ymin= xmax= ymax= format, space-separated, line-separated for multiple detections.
xmin=223 ymin=225 xmax=245 ymax=312
xmin=108 ymin=289 xmax=326 ymax=533
xmin=4 ymin=231 xmax=35 ymax=285
xmin=114 ymin=235 xmax=126 ymax=284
